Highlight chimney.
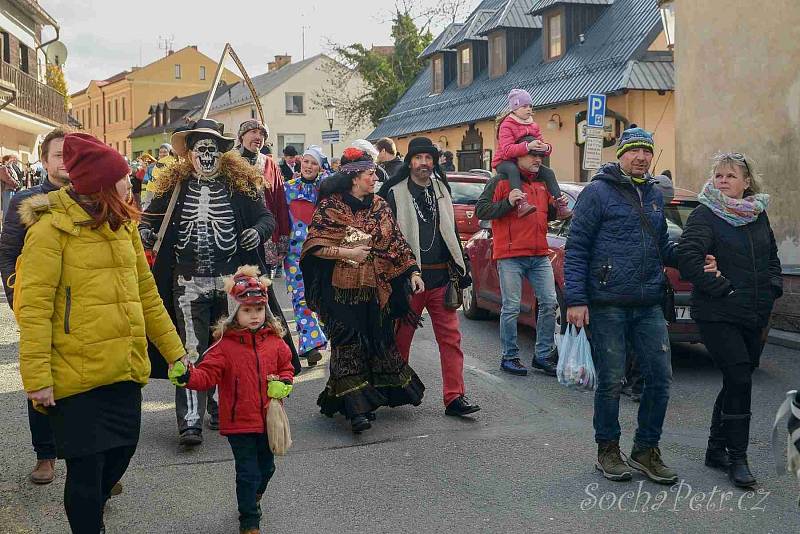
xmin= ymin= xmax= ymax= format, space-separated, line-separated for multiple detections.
xmin=268 ymin=54 xmax=291 ymax=72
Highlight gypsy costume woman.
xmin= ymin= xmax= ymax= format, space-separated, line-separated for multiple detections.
xmin=300 ymin=155 xmax=425 ymax=433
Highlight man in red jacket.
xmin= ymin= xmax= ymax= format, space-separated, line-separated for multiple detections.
xmin=475 ymin=137 xmax=558 ymax=376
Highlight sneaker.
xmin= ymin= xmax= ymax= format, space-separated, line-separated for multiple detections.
xmin=517 ymin=195 xmax=536 ymax=217
xmin=596 ymin=441 xmax=633 ymax=481
xmin=179 ymin=429 xmax=203 ymax=447
xmin=531 ymin=356 xmax=557 ymax=376
xmin=555 ymin=195 xmax=573 ymax=220
xmin=206 ymin=415 xmax=220 ymax=431
xmin=501 ymin=358 xmax=528 ymax=376
xmin=30 ymin=459 xmax=55 ymax=485
xmin=628 ymin=445 xmax=678 ymax=485
xmin=445 ymin=395 xmax=481 ymax=417
xmin=351 ymin=415 xmax=372 ymax=433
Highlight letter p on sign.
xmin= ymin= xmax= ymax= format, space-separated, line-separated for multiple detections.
xmin=587 ymin=94 xmax=606 ymax=128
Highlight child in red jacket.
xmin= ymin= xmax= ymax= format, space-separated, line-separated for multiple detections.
xmin=169 ymin=265 xmax=294 ymax=534
xmin=491 ymin=88 xmax=571 ymax=219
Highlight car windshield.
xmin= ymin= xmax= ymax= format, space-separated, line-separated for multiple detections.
xmin=449 ymin=181 xmax=486 ymax=205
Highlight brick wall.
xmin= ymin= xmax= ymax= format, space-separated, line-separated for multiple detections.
xmin=773 ymin=274 xmax=800 ymax=332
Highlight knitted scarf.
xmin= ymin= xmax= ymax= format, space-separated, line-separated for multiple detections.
xmin=698 ymin=179 xmax=770 ymax=227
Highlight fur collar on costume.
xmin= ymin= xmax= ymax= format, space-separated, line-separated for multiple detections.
xmin=149 ymin=151 xmax=265 ymax=199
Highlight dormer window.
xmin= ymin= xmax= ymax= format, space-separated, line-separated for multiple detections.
xmin=544 ymin=9 xmax=564 ymax=60
xmin=458 ymin=45 xmax=472 ymax=87
xmin=432 ymin=55 xmax=444 ymax=94
xmin=488 ymin=31 xmax=506 ymax=78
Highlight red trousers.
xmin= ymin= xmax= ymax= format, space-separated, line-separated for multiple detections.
xmin=395 ymin=285 xmax=465 ymax=406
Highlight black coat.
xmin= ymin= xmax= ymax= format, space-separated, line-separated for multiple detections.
xmin=380 ymin=157 xmax=404 ymax=180
xmin=142 ymin=179 xmax=278 ymax=378
xmin=676 ymin=205 xmax=782 ymax=328
xmin=0 ymin=177 xmax=60 ymax=306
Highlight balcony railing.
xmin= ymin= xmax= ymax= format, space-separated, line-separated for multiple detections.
xmin=0 ymin=61 xmax=67 ymax=125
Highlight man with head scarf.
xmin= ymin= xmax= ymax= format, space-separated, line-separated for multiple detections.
xmin=140 ymin=118 xmax=276 ymax=447
xmin=280 ymin=145 xmax=330 ymax=365
xmin=377 ymin=137 xmax=481 ymax=418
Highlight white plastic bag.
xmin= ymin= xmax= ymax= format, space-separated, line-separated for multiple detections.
xmin=556 ymin=325 xmax=596 ymax=391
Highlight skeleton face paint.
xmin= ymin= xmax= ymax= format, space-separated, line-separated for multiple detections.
xmin=191 ymin=138 xmax=222 ymax=178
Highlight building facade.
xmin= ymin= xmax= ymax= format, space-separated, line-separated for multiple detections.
xmin=370 ymin=0 xmax=675 ymax=183
xmin=209 ymin=54 xmax=372 ymax=157
xmin=672 ymin=0 xmax=800 ymax=331
xmin=70 ymin=45 xmax=240 ymax=158
xmin=0 ymin=0 xmax=66 ymax=165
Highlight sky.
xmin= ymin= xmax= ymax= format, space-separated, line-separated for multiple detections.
xmin=41 ymin=0 xmax=479 ymax=93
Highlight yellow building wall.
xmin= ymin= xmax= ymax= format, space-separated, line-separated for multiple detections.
xmin=70 ymin=46 xmax=240 ymax=158
xmin=389 ymin=90 xmax=675 ymax=184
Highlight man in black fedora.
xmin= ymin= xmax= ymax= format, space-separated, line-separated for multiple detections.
xmin=378 ymin=137 xmax=480 ymax=418
xmin=140 ymin=118 xmax=276 ymax=447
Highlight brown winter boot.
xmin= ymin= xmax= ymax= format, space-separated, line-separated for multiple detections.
xmin=30 ymin=459 xmax=55 ymax=484
xmin=596 ymin=441 xmax=632 ymax=481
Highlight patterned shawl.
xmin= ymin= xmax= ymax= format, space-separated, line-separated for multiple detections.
xmin=698 ymin=179 xmax=770 ymax=227
xmin=300 ymin=192 xmax=417 ymax=309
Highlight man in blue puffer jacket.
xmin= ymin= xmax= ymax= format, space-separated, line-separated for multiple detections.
xmin=565 ymin=126 xmax=679 ymax=485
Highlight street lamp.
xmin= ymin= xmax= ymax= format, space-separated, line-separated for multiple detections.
xmin=657 ymin=0 xmax=676 ymax=50
xmin=324 ymin=98 xmax=336 ymax=159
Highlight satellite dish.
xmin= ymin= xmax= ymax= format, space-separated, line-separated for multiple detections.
xmin=44 ymin=41 xmax=68 ymax=67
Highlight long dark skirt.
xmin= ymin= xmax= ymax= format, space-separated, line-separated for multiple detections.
xmin=317 ymin=317 xmax=425 ymax=420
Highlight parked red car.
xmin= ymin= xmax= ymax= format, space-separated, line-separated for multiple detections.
xmin=462 ymin=182 xmax=702 ymax=344
xmin=447 ymin=172 xmax=490 ymax=243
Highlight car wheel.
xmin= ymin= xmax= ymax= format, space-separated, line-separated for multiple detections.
xmin=462 ymin=284 xmax=489 ymax=320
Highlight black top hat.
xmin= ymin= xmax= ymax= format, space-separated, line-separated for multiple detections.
xmin=171 ymin=118 xmax=235 ymax=157
xmin=404 ymin=137 xmax=439 ymax=164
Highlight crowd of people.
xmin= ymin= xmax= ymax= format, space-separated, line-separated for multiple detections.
xmin=0 ymin=85 xmax=796 ymax=533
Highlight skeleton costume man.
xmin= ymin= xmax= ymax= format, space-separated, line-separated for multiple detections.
xmin=141 ymin=119 xmax=276 ymax=447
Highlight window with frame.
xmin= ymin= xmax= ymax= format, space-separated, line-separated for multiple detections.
xmin=458 ymin=46 xmax=472 ymax=86
xmin=277 ymin=134 xmax=305 ymax=154
xmin=200 ymin=66 xmax=206 ymax=80
xmin=122 ymin=97 xmax=126 ymax=120
xmin=114 ymin=99 xmax=119 ymax=122
xmin=285 ymin=93 xmax=304 ymax=114
xmin=489 ymin=32 xmax=506 ymax=78
xmin=431 ymin=55 xmax=444 ymax=94
xmin=250 ymin=107 xmax=256 ymax=119
xmin=19 ymin=43 xmax=29 ymax=73
xmin=123 ymin=140 xmax=127 ymax=155
xmin=95 ymin=104 xmax=99 ymax=126
xmin=545 ymin=11 xmax=563 ymax=60
xmin=108 ymin=101 xmax=112 ymax=123
xmin=175 ymin=64 xmax=182 ymax=79
xmin=1 ymin=32 xmax=10 ymax=63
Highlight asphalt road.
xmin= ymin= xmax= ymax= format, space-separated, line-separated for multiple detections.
xmin=1 ymin=279 xmax=800 ymax=534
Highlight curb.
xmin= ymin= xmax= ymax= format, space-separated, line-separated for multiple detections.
xmin=768 ymin=329 xmax=800 ymax=351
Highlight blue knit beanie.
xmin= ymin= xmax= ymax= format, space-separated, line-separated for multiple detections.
xmin=616 ymin=125 xmax=654 ymax=158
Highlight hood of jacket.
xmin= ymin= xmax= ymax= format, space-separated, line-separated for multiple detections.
xmin=148 ymin=151 xmax=264 ymax=199
xmin=19 ymin=188 xmax=97 ymax=232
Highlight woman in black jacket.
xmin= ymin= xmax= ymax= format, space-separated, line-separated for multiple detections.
xmin=677 ymin=152 xmax=782 ymax=488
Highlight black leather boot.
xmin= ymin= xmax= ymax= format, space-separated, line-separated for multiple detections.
xmin=722 ymin=412 xmax=756 ymax=488
xmin=705 ymin=395 xmax=729 ymax=470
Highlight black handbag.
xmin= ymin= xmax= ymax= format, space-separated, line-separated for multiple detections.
xmin=443 ymin=262 xmax=464 ymax=310
xmin=609 ymin=182 xmax=677 ymax=323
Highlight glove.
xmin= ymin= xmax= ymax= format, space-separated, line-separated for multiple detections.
xmin=267 ymin=380 xmax=293 ymax=399
xmin=168 ymin=360 xmax=190 ymax=387
xmin=240 ymin=228 xmax=261 ymax=251
xmin=140 ymin=227 xmax=157 ymax=249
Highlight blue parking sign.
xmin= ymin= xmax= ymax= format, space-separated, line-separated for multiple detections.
xmin=587 ymin=93 xmax=606 ymax=128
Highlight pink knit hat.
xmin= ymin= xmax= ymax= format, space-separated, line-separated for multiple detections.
xmin=508 ymin=89 xmax=533 ymax=111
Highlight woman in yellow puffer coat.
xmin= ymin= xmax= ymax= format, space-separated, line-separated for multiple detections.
xmin=17 ymin=133 xmax=185 ymax=534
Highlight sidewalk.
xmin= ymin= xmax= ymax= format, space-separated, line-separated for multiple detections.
xmin=768 ymin=328 xmax=800 ymax=351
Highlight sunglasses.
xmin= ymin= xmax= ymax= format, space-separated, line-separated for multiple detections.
xmin=723 ymin=152 xmax=751 ymax=177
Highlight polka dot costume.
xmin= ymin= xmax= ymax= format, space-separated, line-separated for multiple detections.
xmin=283 ymin=174 xmax=328 ymax=354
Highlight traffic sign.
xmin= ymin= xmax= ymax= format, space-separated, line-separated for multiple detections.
xmin=587 ymin=93 xmax=607 ymax=128
xmin=321 ymin=129 xmax=340 ymax=144
xmin=582 ymin=134 xmax=603 ymax=171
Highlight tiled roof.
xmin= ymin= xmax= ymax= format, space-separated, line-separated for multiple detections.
xmin=420 ymin=23 xmax=465 ymax=58
xmin=478 ymin=0 xmax=542 ymax=35
xmin=369 ymin=0 xmax=667 ymax=140
xmin=209 ymin=54 xmax=323 ymax=114
xmin=530 ymin=0 xmax=614 ymax=15
xmin=129 ymin=84 xmax=231 ymax=139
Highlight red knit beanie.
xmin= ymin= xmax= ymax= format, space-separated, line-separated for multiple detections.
xmin=62 ymin=133 xmax=130 ymax=194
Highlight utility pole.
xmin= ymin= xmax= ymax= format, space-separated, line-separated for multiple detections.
xmin=300 ymin=26 xmax=309 ymax=60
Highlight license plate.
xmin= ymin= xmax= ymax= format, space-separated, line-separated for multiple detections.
xmin=674 ymin=306 xmax=691 ymax=321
